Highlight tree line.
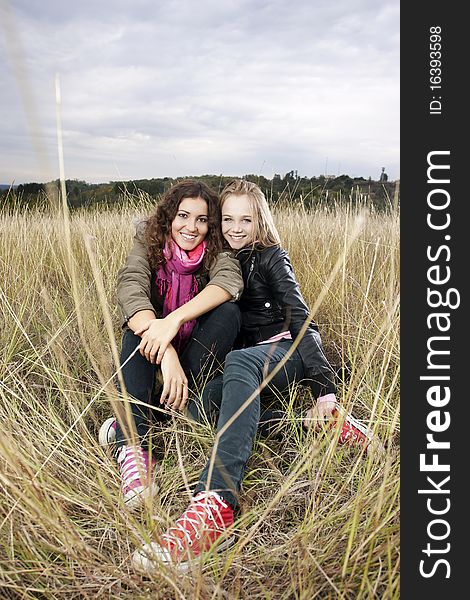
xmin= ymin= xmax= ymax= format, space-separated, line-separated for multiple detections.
xmin=1 ymin=171 xmax=398 ymax=211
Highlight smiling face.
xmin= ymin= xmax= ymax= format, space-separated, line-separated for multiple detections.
xmin=221 ymin=193 xmax=254 ymax=250
xmin=171 ymin=196 xmax=209 ymax=251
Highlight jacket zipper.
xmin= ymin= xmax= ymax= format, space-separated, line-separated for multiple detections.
xmin=236 ymin=248 xmax=257 ymax=288
xmin=246 ymin=255 xmax=256 ymax=287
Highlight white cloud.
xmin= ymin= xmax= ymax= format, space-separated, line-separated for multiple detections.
xmin=0 ymin=0 xmax=399 ymax=184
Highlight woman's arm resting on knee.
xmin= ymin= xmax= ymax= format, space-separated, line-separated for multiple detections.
xmin=127 ymin=309 xmax=157 ymax=334
xmin=135 ymin=252 xmax=243 ymax=364
xmin=126 ymin=309 xmax=164 ymax=363
xmin=135 ymin=285 xmax=232 ymax=364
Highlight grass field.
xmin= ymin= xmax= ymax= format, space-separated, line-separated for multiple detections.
xmin=0 ymin=193 xmax=399 ymax=599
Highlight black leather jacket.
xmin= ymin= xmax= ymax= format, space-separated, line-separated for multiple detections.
xmin=235 ymin=245 xmax=336 ymax=396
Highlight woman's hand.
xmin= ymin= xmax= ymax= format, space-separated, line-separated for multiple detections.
xmin=136 ymin=313 xmax=183 ymax=364
xmin=303 ymin=393 xmax=337 ymax=430
xmin=159 ymin=345 xmax=189 ymax=411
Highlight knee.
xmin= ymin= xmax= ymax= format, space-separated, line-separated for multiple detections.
xmin=211 ymin=302 xmax=241 ymax=327
xmin=225 ymin=349 xmax=260 ymax=381
xmin=225 ymin=348 xmax=245 ymax=368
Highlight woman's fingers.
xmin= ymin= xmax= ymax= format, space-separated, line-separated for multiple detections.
xmin=160 ymin=379 xmax=176 ymax=406
xmin=139 ymin=335 xmax=161 ymax=363
xmin=171 ymin=381 xmax=183 ymax=410
xmin=181 ymin=381 xmax=189 ymax=409
xmin=134 ymin=324 xmax=149 ymax=336
xmin=160 ymin=379 xmax=171 ymax=405
xmin=168 ymin=379 xmax=177 ymax=406
xmin=139 ymin=336 xmax=149 ymax=359
xmin=303 ymin=404 xmax=335 ymax=431
xmin=317 ymin=401 xmax=336 ymax=420
xmin=138 ymin=317 xmax=178 ymax=364
xmin=155 ymin=342 xmax=169 ymax=365
xmin=171 ymin=379 xmax=189 ymax=411
xmin=303 ymin=406 xmax=317 ymax=430
xmin=149 ymin=342 xmax=160 ymax=364
xmin=140 ymin=337 xmax=170 ymax=364
xmin=160 ymin=378 xmax=188 ymax=411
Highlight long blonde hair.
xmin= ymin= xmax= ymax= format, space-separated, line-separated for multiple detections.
xmin=220 ymin=179 xmax=281 ymax=248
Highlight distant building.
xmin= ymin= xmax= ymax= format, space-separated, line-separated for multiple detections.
xmin=379 ymin=167 xmax=388 ymax=182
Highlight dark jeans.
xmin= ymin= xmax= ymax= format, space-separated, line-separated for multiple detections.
xmin=191 ymin=340 xmax=305 ymax=508
xmin=115 ymin=302 xmax=241 ymax=450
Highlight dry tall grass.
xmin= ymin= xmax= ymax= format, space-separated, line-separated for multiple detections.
xmin=0 ymin=195 xmax=399 ymax=599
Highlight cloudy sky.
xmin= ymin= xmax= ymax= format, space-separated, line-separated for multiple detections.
xmin=0 ymin=0 xmax=399 ymax=185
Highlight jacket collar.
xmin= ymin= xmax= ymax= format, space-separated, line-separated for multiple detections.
xmin=234 ymin=243 xmax=263 ymax=258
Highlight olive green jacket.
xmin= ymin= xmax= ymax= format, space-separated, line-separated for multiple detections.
xmin=117 ymin=223 xmax=243 ymax=327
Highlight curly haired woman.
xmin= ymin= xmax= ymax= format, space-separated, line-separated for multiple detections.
xmin=102 ymin=179 xmax=243 ymax=508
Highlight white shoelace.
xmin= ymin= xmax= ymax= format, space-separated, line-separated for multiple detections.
xmin=161 ymin=493 xmax=228 ymax=552
xmin=118 ymin=446 xmax=148 ymax=488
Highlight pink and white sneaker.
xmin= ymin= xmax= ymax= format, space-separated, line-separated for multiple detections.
xmin=133 ymin=491 xmax=235 ymax=573
xmin=116 ymin=445 xmax=158 ymax=508
xmin=98 ymin=417 xmax=116 ymax=446
xmin=331 ymin=406 xmax=385 ymax=456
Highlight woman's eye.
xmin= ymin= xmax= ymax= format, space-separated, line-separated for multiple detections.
xmin=243 ymin=219 xmax=252 ymax=223
xmin=198 ymin=217 xmax=208 ymax=223
xmin=223 ymin=217 xmax=232 ymax=222
xmin=177 ymin=213 xmax=187 ymax=218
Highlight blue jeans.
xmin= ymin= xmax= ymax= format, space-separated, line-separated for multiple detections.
xmin=191 ymin=340 xmax=305 ymax=508
xmin=115 ymin=302 xmax=241 ymax=450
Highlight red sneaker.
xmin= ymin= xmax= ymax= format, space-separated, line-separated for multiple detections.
xmin=133 ymin=491 xmax=235 ymax=573
xmin=331 ymin=407 xmax=385 ymax=455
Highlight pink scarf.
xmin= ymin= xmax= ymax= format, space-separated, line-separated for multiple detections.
xmin=155 ymin=240 xmax=206 ymax=351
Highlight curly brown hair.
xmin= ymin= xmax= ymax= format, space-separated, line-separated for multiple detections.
xmin=144 ymin=180 xmax=223 ymax=270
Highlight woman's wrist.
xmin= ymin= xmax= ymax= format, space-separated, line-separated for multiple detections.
xmin=127 ymin=310 xmax=156 ymax=332
xmin=165 ymin=308 xmax=186 ymax=328
xmin=161 ymin=342 xmax=177 ymax=360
